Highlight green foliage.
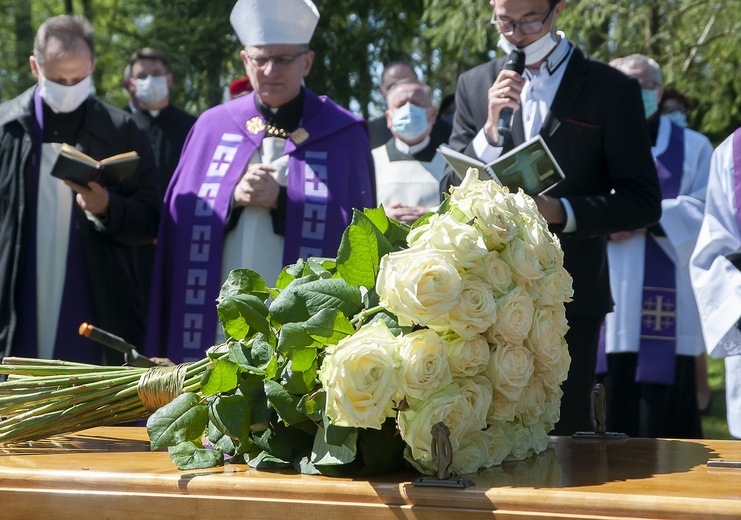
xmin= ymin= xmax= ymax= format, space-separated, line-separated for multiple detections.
xmin=144 ymin=207 xmax=410 ymax=475
xmin=2 ymin=1 xmax=736 ymax=139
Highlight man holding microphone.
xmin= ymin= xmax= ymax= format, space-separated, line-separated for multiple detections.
xmin=449 ymin=0 xmax=661 ymax=434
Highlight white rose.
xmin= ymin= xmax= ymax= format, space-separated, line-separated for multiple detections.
xmin=431 ymin=273 xmax=497 ymax=340
xmin=484 ymin=423 xmax=513 ymax=467
xmin=407 ymin=213 xmax=488 ymax=269
xmin=526 ymin=308 xmax=569 ymax=363
xmin=398 ymin=384 xmax=477 ymax=466
xmin=499 ymin=236 xmax=543 ymax=286
xmin=472 ymin=195 xmax=520 ymax=251
xmin=449 ymin=429 xmax=492 ymax=475
xmin=457 ymin=376 xmax=493 ymax=431
xmin=446 ymin=333 xmax=490 ymax=378
xmin=531 ymin=266 xmax=574 ymax=307
xmin=318 ymin=321 xmax=400 ymax=429
xmin=377 ymin=247 xmax=462 ymax=327
xmin=398 ymin=329 xmax=453 ymax=403
xmin=514 ymin=378 xmax=548 ymax=426
xmin=473 ymin=251 xmax=514 ymax=297
xmin=487 ymin=389 xmax=518 ymax=423
xmin=527 ymin=421 xmax=551 ymax=454
xmin=488 ymin=286 xmax=536 ymax=346
xmin=485 ymin=342 xmax=535 ymax=402
xmin=502 ymin=421 xmax=532 ymax=461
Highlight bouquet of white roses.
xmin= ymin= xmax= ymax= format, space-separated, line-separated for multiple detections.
xmin=0 ymin=169 xmax=572 ymax=477
xmin=142 ymin=168 xmax=572 ymax=475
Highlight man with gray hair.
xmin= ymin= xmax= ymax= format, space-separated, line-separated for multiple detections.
xmin=372 ymin=78 xmax=450 ymax=225
xmin=0 ymin=15 xmax=160 ymax=365
xmin=145 ymin=0 xmax=375 ymax=363
xmin=597 ymin=54 xmax=714 ymax=437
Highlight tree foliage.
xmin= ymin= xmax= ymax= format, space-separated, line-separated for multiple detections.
xmin=0 ymin=0 xmax=738 ymax=142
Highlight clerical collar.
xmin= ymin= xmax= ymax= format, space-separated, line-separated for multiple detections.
xmin=143 ymin=108 xmax=161 ymax=118
xmin=524 ymin=34 xmax=572 ymax=79
xmin=42 ymin=100 xmax=86 ymax=144
xmin=256 ymin=88 xmax=305 ymax=134
xmin=394 ymin=135 xmax=431 ymax=156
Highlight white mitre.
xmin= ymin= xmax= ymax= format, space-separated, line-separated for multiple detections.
xmin=230 ymin=0 xmax=320 ymax=46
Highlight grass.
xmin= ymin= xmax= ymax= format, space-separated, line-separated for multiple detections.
xmin=701 ymin=356 xmax=733 ymax=440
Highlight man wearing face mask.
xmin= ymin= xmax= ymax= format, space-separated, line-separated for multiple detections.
xmin=124 ymin=48 xmax=197 ymax=196
xmin=0 ymin=15 xmax=160 ymax=365
xmin=596 ymin=55 xmax=713 ymax=438
xmin=372 ymin=78 xmax=450 ymax=225
xmin=123 ymin=48 xmax=197 ymax=318
xmin=449 ymin=0 xmax=662 ymax=435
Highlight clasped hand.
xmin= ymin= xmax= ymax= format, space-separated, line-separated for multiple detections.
xmin=484 ymin=69 xmax=525 ymax=146
xmin=233 ymin=163 xmax=280 ymax=208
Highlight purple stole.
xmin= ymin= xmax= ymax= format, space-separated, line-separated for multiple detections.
xmin=146 ymin=90 xmax=373 ymax=362
xmin=635 ymin=122 xmax=684 ymax=384
xmin=14 ymin=89 xmax=100 ymax=363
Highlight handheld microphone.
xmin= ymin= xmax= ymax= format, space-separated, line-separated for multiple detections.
xmin=496 ymin=49 xmax=526 ymax=146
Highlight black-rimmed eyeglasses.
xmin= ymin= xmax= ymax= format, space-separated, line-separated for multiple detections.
xmin=246 ymin=50 xmax=308 ymax=69
xmin=491 ymin=3 xmax=557 ymax=36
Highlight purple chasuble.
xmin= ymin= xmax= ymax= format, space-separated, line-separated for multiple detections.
xmin=145 ymin=89 xmax=374 ymax=362
xmin=635 ymin=122 xmax=684 ymax=384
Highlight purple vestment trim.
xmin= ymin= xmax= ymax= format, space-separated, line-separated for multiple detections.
xmin=635 ymin=121 xmax=684 ymax=384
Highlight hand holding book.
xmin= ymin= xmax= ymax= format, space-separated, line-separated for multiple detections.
xmin=51 ymin=143 xmax=139 ymax=185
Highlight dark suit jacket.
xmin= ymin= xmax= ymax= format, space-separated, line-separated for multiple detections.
xmin=450 ymin=45 xmax=662 ymax=318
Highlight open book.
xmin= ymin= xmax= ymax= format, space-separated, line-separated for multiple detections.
xmin=438 ymin=135 xmax=565 ymax=195
xmin=51 ymin=143 xmax=139 ymax=185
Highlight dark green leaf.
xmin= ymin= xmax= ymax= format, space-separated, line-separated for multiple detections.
xmin=297 ymin=391 xmax=325 ymax=422
xmin=271 ymin=277 xmax=362 ymax=324
xmin=312 ymin=425 xmax=358 ymax=466
xmin=217 ymin=293 xmax=271 ymax=341
xmin=147 ymin=393 xmax=208 ymax=451
xmin=366 ymin=309 xmax=412 ymax=337
xmin=209 ymin=394 xmax=252 ymax=444
xmin=277 ymin=322 xmax=318 ymax=354
xmin=275 ymin=260 xmax=306 ymax=290
xmin=304 ymin=308 xmax=355 ymax=345
xmin=169 ymin=441 xmax=224 ymax=470
xmin=238 ymin=373 xmax=270 ymax=429
xmin=264 ymin=379 xmax=310 ymax=426
xmin=218 ymin=268 xmax=273 ymax=301
xmin=248 ymin=450 xmax=291 ymax=469
xmin=356 ymin=419 xmax=407 ymax=475
xmin=207 ymin=422 xmax=237 ymax=456
xmin=282 ymin=361 xmax=317 ymax=396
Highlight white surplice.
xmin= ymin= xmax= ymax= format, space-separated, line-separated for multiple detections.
xmin=605 ymin=117 xmax=713 ymax=357
xmin=372 ymin=136 xmax=447 ymax=212
xmin=690 ymin=129 xmax=741 ymax=437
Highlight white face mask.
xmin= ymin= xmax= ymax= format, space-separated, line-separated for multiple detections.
xmin=498 ymin=31 xmax=559 ymax=66
xmin=391 ymin=102 xmax=430 ymax=142
xmin=39 ymin=75 xmax=91 ymax=114
xmin=133 ymin=75 xmax=169 ymax=106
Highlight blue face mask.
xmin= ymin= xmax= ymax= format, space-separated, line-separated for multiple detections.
xmin=391 ymin=102 xmax=430 ymax=142
xmin=641 ymin=89 xmax=659 ymax=119
xmin=665 ymin=110 xmax=688 ymax=128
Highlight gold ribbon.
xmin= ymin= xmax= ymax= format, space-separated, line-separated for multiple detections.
xmin=136 ymin=364 xmax=190 ymax=412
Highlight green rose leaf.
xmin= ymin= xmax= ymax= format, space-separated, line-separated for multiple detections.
xmin=274 ymin=260 xmax=306 ymax=290
xmin=282 ymin=361 xmax=318 ymax=396
xmin=264 ymin=379 xmax=310 ymax=426
xmin=209 ymin=394 xmax=252 ymax=444
xmin=147 ymin=393 xmax=208 ymax=451
xmin=206 ymin=422 xmax=237 ymax=456
xmin=312 ymin=425 xmax=358 ymax=466
xmin=218 ymin=268 xmax=274 ymax=300
xmin=366 ymin=308 xmax=412 ymax=337
xmin=200 ymin=359 xmax=239 ymax=396
xmin=248 ymin=450 xmax=292 ymax=469
xmin=297 ymin=390 xmax=325 ymax=422
xmin=364 ymin=206 xmax=409 ymax=248
xmin=290 ymin=347 xmax=317 ymax=373
xmin=277 ymin=322 xmax=318 ymax=354
xmin=356 ymin=419 xmax=407 ymax=475
xmin=271 ymin=277 xmax=362 ymax=324
xmin=336 ymin=209 xmax=393 ymax=288
xmin=168 ymin=440 xmax=224 ymax=470
xmin=304 ymin=308 xmax=354 ymax=345
xmin=239 ymin=373 xmax=270 ymax=429
xmin=217 ymin=293 xmax=271 ymax=341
